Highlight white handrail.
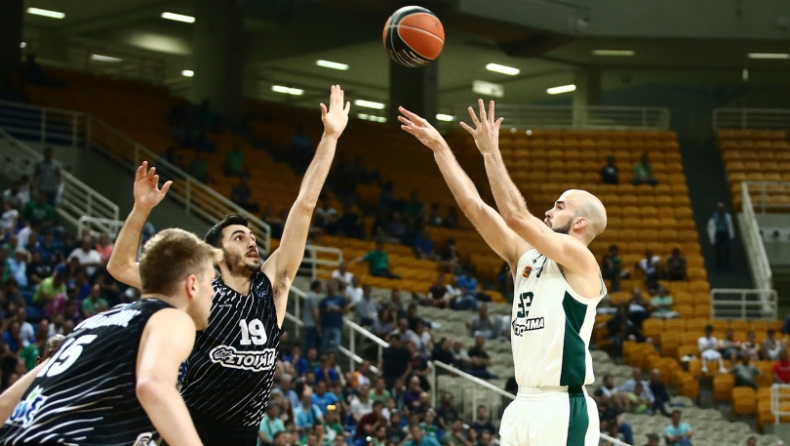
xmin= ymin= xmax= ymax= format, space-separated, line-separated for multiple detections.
xmin=741 ymin=183 xmax=773 ymax=291
xmin=710 ymin=288 xmax=777 ymax=320
xmin=744 ymin=181 xmax=790 ymax=213
xmin=771 ymin=383 xmax=790 ymax=425
xmin=713 ymin=108 xmax=790 ymax=130
xmin=439 ymin=104 xmax=670 ymax=130
xmin=0 ymin=127 xmax=119 ymax=228
xmin=77 ymin=216 xmax=125 ymax=240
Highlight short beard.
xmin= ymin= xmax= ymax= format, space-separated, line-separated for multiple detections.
xmin=552 ymin=220 xmax=572 ymax=235
xmin=222 ymin=248 xmax=259 ymax=278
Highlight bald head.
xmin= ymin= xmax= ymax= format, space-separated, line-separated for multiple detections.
xmin=559 ymin=189 xmax=607 ymax=242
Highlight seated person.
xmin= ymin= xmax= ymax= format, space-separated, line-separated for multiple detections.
xmin=664 ymin=410 xmax=693 ymax=446
xmin=352 ymin=240 xmax=401 ymax=280
xmin=762 ymin=329 xmax=787 ymax=361
xmin=628 ymin=289 xmax=651 ymax=329
xmin=633 ymin=153 xmax=658 ymax=186
xmin=600 ymin=155 xmax=619 ymax=185
xmin=698 ymin=325 xmax=727 ymax=374
xmin=773 ymin=349 xmax=790 ymax=384
xmin=637 ymin=250 xmax=662 ymax=292
xmin=665 ymin=249 xmax=688 ymax=281
xmin=740 ymin=331 xmax=761 ymax=359
xmin=730 ymin=353 xmax=761 ymax=389
xmin=717 ymin=329 xmax=741 ymax=361
xmin=223 ymin=144 xmax=246 ymax=177
xmin=627 ymin=383 xmax=651 ymax=414
xmin=231 ymin=176 xmax=259 ymax=213
xmin=602 ymin=245 xmax=629 ymax=292
xmin=335 ymin=204 xmax=365 ymax=239
xmin=650 ymin=286 xmax=678 ymax=319
xmin=413 ymin=228 xmax=437 ymax=261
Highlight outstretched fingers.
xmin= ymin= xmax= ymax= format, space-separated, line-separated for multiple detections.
xmin=398 ymin=106 xmax=424 ymax=124
xmin=320 ymin=103 xmax=328 ymax=119
xmin=160 ymin=180 xmax=173 ymax=195
xmin=467 ymin=106 xmax=481 ymax=128
xmin=478 ymin=98 xmax=487 ymax=123
xmin=488 ymin=100 xmax=496 ymax=124
xmin=135 ymin=162 xmax=147 ymax=181
xmin=459 ymin=121 xmax=475 ymax=135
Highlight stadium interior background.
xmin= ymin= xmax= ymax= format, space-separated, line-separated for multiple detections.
xmin=1 ymin=0 xmax=790 ymax=445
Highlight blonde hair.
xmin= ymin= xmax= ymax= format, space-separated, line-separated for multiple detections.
xmin=139 ymin=228 xmax=221 ymax=295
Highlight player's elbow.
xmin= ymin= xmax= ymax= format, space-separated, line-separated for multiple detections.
xmin=503 ymin=211 xmax=528 ymax=232
xmin=293 ymin=197 xmax=317 ymax=216
xmin=135 ymin=375 xmax=169 ymax=405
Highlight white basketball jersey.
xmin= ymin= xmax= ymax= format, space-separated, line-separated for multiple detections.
xmin=510 ymin=249 xmax=606 ymax=389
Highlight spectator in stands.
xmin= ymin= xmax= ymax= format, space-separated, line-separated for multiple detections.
xmin=650 ymin=286 xmax=677 ymax=319
xmin=7 ymin=247 xmax=28 ymax=289
xmin=413 ymin=228 xmax=437 ymax=261
xmin=600 ymin=155 xmax=619 ymax=185
xmin=1 ymin=201 xmax=18 ymax=233
xmin=665 ymin=248 xmax=688 ymax=281
xmin=95 ymin=232 xmax=113 ymax=266
xmin=618 ymin=368 xmax=654 ymax=404
xmin=27 ymin=251 xmax=52 ymax=286
xmin=319 ymin=280 xmax=349 ymax=353
xmin=352 ymin=240 xmax=401 ymax=279
xmin=745 ymin=437 xmax=757 ymax=446
xmin=3 ymin=180 xmax=27 ymax=209
xmin=231 ymin=176 xmax=260 ymax=213
xmin=773 ymin=350 xmax=790 ymax=384
xmin=380 ymin=333 xmax=412 ymax=388
xmin=403 ymin=192 xmax=425 ymax=225
xmin=708 ymin=203 xmax=735 ymax=270
xmin=459 ymin=267 xmax=487 ymax=303
xmin=369 ymin=377 xmax=391 ymax=405
xmin=466 ymin=305 xmax=494 ymax=340
xmin=605 ymin=305 xmax=644 ymax=356
xmin=330 ymin=262 xmax=353 ymax=290
xmin=356 ymin=286 xmax=379 ymax=327
xmin=68 ymin=237 xmax=102 ymax=277
xmin=644 ymin=433 xmax=660 ymax=446
xmin=379 ymin=211 xmax=409 ymax=245
xmin=718 ymin=329 xmax=741 ymax=361
xmin=344 ymin=276 xmax=363 ymax=308
xmin=392 ymin=318 xmax=420 ymax=347
xmin=428 ymin=274 xmax=449 ymax=308
xmin=699 ymin=325 xmax=727 ymax=374
xmin=188 ymin=152 xmax=211 ymax=183
xmin=356 ymin=399 xmax=386 ymax=441
xmin=336 ymin=204 xmax=365 ymax=239
xmin=443 ymin=207 xmax=459 ymax=229
xmin=303 ymin=281 xmax=321 ymax=351
xmin=762 ymin=329 xmax=786 ymax=360
xmin=315 ymin=196 xmax=339 ymax=233
xmin=404 ymin=424 xmax=440 ymax=446
xmin=633 ymin=153 xmax=658 ymax=186
xmin=438 ymin=238 xmax=460 ymax=273
xmin=465 ymin=337 xmax=497 ymax=380
xmin=16 ymin=307 xmax=34 ymax=347
xmin=259 ymin=402 xmax=285 ymax=444
xmin=33 ymin=147 xmax=62 ymax=206
xmin=425 ymin=204 xmax=443 ymax=227
xmin=664 ymin=410 xmax=692 ymax=446
xmin=648 ymin=369 xmax=672 ymax=417
xmin=628 ymin=289 xmax=651 ymax=329
xmin=638 ymin=250 xmax=662 ymax=292
xmin=626 ymin=383 xmax=651 ymax=414
xmin=730 ymin=353 xmax=761 ymax=388
xmin=23 ymin=192 xmax=56 ymax=230
xmin=312 ymin=380 xmax=340 ymax=415
xmin=81 ymin=284 xmax=108 ymax=318
xmin=740 ymin=331 xmax=760 ymax=359
xmin=372 ymin=307 xmax=396 ymax=339
xmin=295 ymin=387 xmax=323 ymax=431
xmin=469 ymin=406 xmax=496 ymax=436
xmin=601 ymin=245 xmax=629 ymax=293
xmin=224 ymin=144 xmax=246 ymax=177
xmin=413 ymin=321 xmax=432 ymax=356
xmin=594 ymin=374 xmax=629 ymax=411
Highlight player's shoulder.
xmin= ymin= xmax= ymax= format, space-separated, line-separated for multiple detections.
xmin=146 ymin=307 xmax=195 ymax=333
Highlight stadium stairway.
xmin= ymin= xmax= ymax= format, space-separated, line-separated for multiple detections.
xmin=679 ymin=137 xmax=752 ymax=289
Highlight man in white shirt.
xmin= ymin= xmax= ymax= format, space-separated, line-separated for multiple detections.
xmin=638 ymin=250 xmax=662 ymax=291
xmin=355 ymin=285 xmax=380 ymax=326
xmin=349 ymin=384 xmax=374 ymax=424
xmin=617 ymin=368 xmax=654 ymax=404
xmin=68 ymin=237 xmax=103 ymax=276
xmin=331 ymin=262 xmax=354 ymax=289
xmin=345 ymin=276 xmax=363 ymax=307
xmin=1 ymin=202 xmax=19 ymax=232
xmin=16 ymin=307 xmax=35 ymax=347
xmin=699 ymin=324 xmax=727 ymax=374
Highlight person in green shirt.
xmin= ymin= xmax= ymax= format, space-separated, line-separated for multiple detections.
xmin=80 ymin=284 xmax=109 ymax=317
xmin=259 ymin=403 xmax=285 ymax=446
xmin=224 ymin=144 xmax=246 ymax=177
xmin=633 ymin=153 xmax=658 ymax=186
xmin=352 ymin=240 xmax=401 ymax=279
xmin=627 ymin=383 xmax=650 ymax=414
xmin=188 ymin=152 xmax=211 ymax=183
xmin=23 ymin=192 xmax=56 ymax=227
xmin=650 ymin=286 xmax=677 ymax=319
xmin=323 ymin=406 xmax=345 ymax=446
xmin=369 ymin=377 xmax=392 ymax=404
xmin=420 ymin=410 xmax=439 ymax=439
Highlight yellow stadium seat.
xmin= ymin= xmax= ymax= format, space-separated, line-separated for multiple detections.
xmin=643 ymin=319 xmax=665 ymax=340
xmin=732 ymin=387 xmax=757 ymax=415
xmin=713 ymin=374 xmax=735 ymax=401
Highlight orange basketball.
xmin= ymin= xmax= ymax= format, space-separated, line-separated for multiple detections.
xmin=383 ymin=6 xmax=445 ymax=68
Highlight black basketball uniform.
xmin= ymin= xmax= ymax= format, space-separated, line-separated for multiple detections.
xmin=0 ymin=299 xmax=173 ymax=446
xmin=177 ymin=271 xmax=281 ymax=445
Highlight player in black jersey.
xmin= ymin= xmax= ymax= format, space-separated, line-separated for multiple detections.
xmin=0 ymin=228 xmax=219 ymax=446
xmin=107 ymin=85 xmax=351 ymax=445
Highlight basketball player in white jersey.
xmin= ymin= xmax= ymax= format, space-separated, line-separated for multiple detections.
xmin=399 ymin=100 xmax=607 ymax=446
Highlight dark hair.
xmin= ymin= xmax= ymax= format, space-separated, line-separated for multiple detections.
xmin=273 ymin=431 xmax=286 ymax=442
xmin=373 ymin=400 xmax=384 ymax=407
xmin=205 ymin=214 xmax=249 ymax=248
xmin=705 ymin=325 xmax=713 ymax=332
xmin=310 ymin=280 xmax=321 ymax=291
xmin=672 ymin=409 xmax=681 ymax=416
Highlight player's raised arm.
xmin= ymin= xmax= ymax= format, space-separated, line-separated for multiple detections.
xmin=263 ymin=85 xmax=350 ymax=327
xmin=136 ymin=309 xmax=203 ymax=446
xmin=398 ymin=107 xmax=528 ymax=269
xmin=107 ymin=162 xmax=171 ymax=290
xmin=462 ymin=100 xmax=602 ymax=275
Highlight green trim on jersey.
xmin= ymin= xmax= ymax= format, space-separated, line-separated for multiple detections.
xmin=567 ymin=390 xmax=589 ymax=446
xmin=560 ymin=292 xmax=587 ymax=387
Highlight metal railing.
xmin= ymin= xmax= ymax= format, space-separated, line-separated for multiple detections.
xmin=710 ymin=288 xmax=777 ymax=320
xmin=744 ymin=181 xmax=790 ymax=213
xmin=288 ymin=284 xmax=631 ymax=445
xmin=77 ymin=216 xmax=125 ymax=240
xmin=713 ymin=108 xmax=790 ymax=130
xmin=0 ymin=127 xmax=119 ymax=229
xmin=741 ymin=183 xmax=774 ymax=291
xmin=771 ymin=384 xmax=790 ymax=425
xmin=439 ymin=104 xmax=670 ymax=130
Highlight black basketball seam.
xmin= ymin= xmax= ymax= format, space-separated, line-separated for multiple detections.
xmin=390 ymin=26 xmax=443 ymax=64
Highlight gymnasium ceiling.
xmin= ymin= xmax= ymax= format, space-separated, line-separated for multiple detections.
xmin=19 ymin=0 xmax=790 ymax=110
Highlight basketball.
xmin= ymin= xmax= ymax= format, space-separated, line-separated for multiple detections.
xmin=383 ymin=6 xmax=445 ymax=68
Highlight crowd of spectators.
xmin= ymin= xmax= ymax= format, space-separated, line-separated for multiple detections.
xmin=601 ymin=245 xmax=688 ymax=294
xmin=0 ymin=166 xmax=138 ymax=393
xmin=599 ymin=153 xmax=659 ymax=186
